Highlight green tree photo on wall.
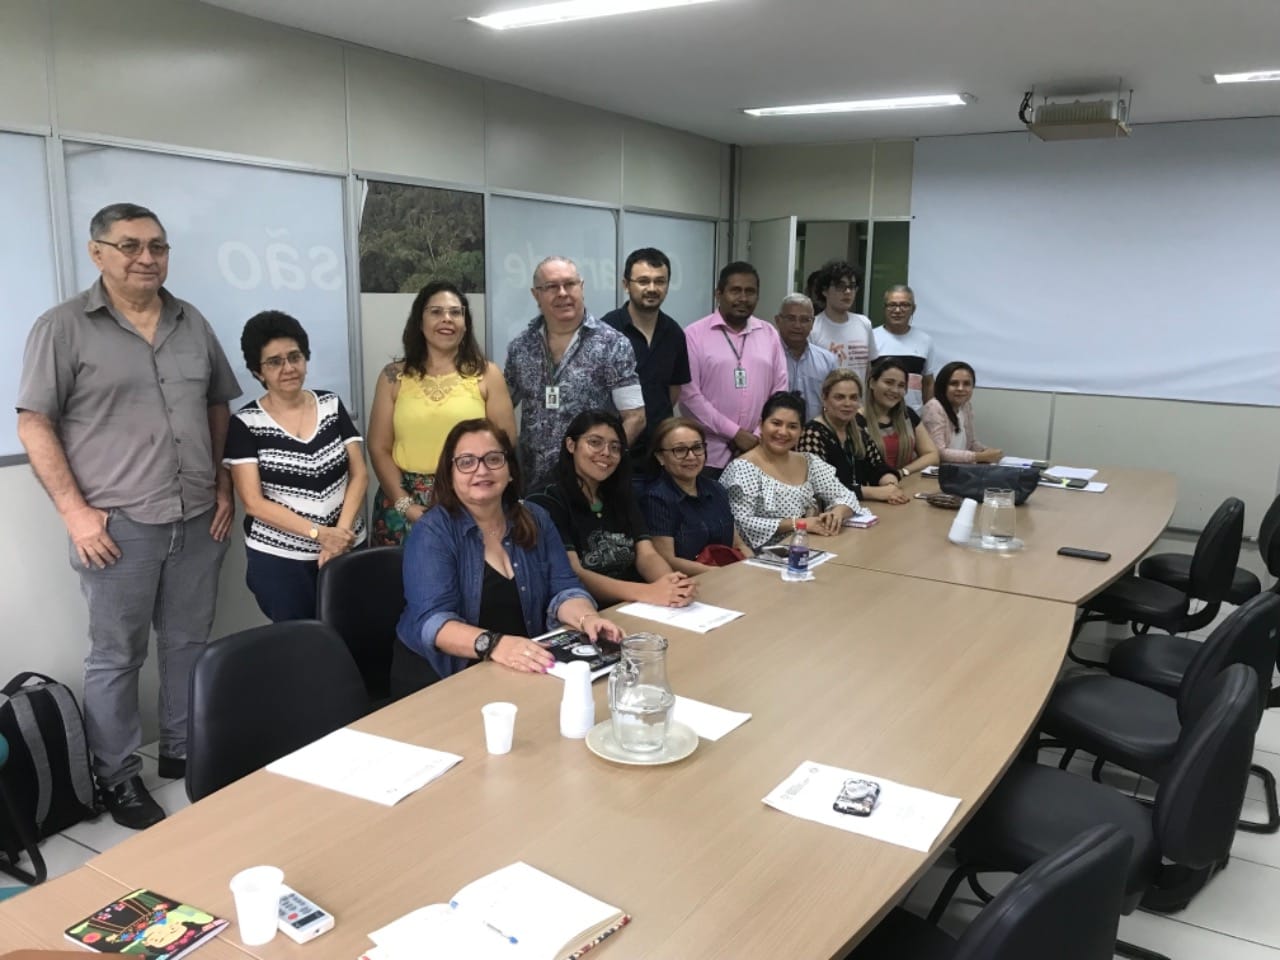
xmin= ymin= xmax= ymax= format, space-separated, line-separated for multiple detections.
xmin=359 ymin=181 xmax=485 ymax=293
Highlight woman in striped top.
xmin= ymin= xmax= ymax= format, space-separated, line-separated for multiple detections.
xmin=224 ymin=311 xmax=368 ymax=621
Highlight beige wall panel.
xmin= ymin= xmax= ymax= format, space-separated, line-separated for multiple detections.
xmin=53 ymin=0 xmax=347 ymax=169
xmin=871 ymin=140 xmax=914 ymax=217
xmin=1050 ymin=394 xmax=1280 ymax=536
xmin=346 ymin=47 xmax=485 ymax=185
xmin=484 ymin=82 xmax=623 ymax=204
xmin=971 ymin=388 xmax=1053 ymax=461
xmin=739 ymin=143 xmax=874 ymax=220
xmin=0 ymin=0 xmax=50 ymax=130
xmin=622 ymin=118 xmax=723 ymax=218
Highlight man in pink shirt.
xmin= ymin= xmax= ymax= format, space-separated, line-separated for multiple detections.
xmin=680 ymin=262 xmax=789 ymax=474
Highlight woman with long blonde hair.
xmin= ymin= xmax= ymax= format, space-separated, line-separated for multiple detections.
xmin=861 ymin=357 xmax=939 ymax=479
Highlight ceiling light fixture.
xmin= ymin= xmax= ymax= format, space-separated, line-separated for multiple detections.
xmin=469 ymin=0 xmax=717 ymax=30
xmin=744 ymin=93 xmax=971 ymax=117
xmin=1212 ymin=69 xmax=1280 ymax=84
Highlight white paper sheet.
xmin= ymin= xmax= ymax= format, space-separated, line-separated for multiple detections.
xmin=266 ymin=728 xmax=462 ymax=806
xmin=1044 ymin=465 xmax=1098 ymax=481
xmin=762 ymin=760 xmax=961 ymax=853
xmin=671 ymin=696 xmax=751 ymax=741
xmin=615 ymin=600 xmax=745 ymax=634
xmin=1039 ymin=479 xmax=1109 ymax=494
xmin=998 ymin=456 xmax=1047 ymax=468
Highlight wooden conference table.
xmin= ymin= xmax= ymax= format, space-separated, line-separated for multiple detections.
xmin=0 ymin=467 xmax=1174 ymax=959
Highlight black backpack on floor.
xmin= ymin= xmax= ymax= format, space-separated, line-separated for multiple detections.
xmin=0 ymin=672 xmax=99 ymax=883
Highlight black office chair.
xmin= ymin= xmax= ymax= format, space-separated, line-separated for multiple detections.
xmin=1138 ymin=492 xmax=1279 ymax=608
xmin=185 ymin=620 xmax=369 ymax=802
xmin=1042 ymin=592 xmax=1280 ymax=833
xmin=1068 ymin=497 xmax=1246 ymax=665
xmin=931 ymin=665 xmax=1257 ymax=960
xmin=851 ymin=826 xmax=1130 ymax=960
xmin=316 ymin=546 xmax=404 ymax=703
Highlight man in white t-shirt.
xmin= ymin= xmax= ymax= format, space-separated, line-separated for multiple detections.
xmin=808 ymin=260 xmax=877 ymax=384
xmin=872 ymin=284 xmax=934 ymax=413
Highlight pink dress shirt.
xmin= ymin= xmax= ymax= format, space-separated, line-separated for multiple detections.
xmin=680 ymin=312 xmax=790 ymax=468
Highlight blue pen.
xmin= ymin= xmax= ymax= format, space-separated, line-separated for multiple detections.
xmin=450 ymin=901 xmax=518 ymax=945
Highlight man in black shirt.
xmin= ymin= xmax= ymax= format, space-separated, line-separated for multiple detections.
xmin=601 ymin=248 xmax=691 ymax=472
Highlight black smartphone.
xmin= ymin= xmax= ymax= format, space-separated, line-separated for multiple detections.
xmin=1058 ymin=546 xmax=1111 ymax=562
xmin=833 ymin=778 xmax=881 ymax=817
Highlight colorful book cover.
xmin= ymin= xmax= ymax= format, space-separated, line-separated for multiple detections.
xmin=65 ymin=888 xmax=228 ymax=957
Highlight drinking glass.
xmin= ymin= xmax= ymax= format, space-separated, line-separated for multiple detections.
xmin=980 ymin=487 xmax=1016 ymax=549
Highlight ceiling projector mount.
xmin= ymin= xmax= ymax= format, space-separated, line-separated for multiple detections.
xmin=1019 ymin=82 xmax=1132 ymax=141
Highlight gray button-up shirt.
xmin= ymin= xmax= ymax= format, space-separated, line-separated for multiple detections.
xmin=785 ymin=341 xmax=839 ymax=423
xmin=16 ymin=280 xmax=241 ymax=524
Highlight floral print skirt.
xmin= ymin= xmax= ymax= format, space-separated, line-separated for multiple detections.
xmin=370 ymin=471 xmax=434 ymax=546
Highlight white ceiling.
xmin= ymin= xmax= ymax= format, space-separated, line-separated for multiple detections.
xmin=202 ymin=0 xmax=1280 ymax=145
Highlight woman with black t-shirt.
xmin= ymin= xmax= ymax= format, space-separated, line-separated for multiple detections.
xmin=530 ymin=411 xmax=698 ymax=609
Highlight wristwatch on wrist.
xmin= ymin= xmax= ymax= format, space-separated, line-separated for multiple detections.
xmin=308 ymin=525 xmax=320 ymax=540
xmin=900 ymin=467 xmax=911 ymax=478
xmin=474 ymin=630 xmax=502 ymax=661
xmin=394 ymin=495 xmax=414 ymax=516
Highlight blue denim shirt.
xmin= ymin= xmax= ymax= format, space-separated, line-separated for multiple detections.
xmin=396 ymin=501 xmax=594 ymax=679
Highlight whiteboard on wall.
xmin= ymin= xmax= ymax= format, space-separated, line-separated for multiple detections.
xmin=2 ymin=132 xmax=60 ymax=459
xmin=621 ymin=213 xmax=716 ymax=325
xmin=487 ymin=196 xmax=618 ymax=367
xmin=64 ymin=143 xmax=352 ymax=412
xmin=910 ymin=119 xmax=1280 ymax=407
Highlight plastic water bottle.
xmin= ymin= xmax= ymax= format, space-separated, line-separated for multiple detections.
xmin=781 ymin=519 xmax=811 ymax=582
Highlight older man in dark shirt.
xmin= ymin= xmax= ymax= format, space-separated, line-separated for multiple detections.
xmin=16 ymin=203 xmax=241 ymax=830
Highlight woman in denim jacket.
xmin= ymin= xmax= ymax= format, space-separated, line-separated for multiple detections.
xmin=394 ymin=418 xmax=622 ymax=697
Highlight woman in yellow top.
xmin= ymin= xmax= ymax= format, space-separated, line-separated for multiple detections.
xmin=368 ymin=280 xmax=516 ymax=545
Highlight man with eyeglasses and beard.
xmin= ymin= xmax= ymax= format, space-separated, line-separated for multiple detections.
xmin=504 ymin=255 xmax=644 ymax=494
xmin=16 ymin=202 xmax=241 ymax=830
xmin=600 ymin=248 xmax=691 ymax=472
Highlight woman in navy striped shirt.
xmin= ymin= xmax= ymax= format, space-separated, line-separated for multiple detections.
xmin=224 ymin=311 xmax=368 ymax=621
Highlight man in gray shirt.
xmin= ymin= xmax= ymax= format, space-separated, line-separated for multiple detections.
xmin=16 ymin=203 xmax=241 ymax=830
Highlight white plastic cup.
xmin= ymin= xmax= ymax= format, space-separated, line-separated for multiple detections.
xmin=229 ymin=865 xmax=284 ymax=946
xmin=482 ymin=701 xmax=518 ymax=755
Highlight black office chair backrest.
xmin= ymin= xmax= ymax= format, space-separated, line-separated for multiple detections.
xmin=952 ymin=825 xmax=1131 ymax=960
xmin=1177 ymin=591 xmax=1280 ymax=726
xmin=186 ymin=620 xmax=369 ymax=802
xmin=1259 ymin=494 xmax=1280 ymax=581
xmin=1155 ymin=664 xmax=1258 ymax=870
xmin=1186 ymin=497 xmax=1245 ymax=603
xmin=315 ymin=546 xmax=405 ymax=701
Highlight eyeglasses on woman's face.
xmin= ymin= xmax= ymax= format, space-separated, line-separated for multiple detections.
xmin=453 ymin=450 xmax=508 ymax=473
xmin=261 ymin=350 xmax=306 ymax=371
xmin=580 ymin=434 xmax=624 ymax=457
xmin=660 ymin=441 xmax=707 ymax=460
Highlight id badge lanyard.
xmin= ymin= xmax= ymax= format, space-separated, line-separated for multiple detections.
xmin=720 ymin=328 xmax=749 ymax=389
xmin=541 ymin=325 xmax=582 ymax=409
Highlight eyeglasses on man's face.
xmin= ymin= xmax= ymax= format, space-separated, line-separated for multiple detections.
xmin=660 ymin=442 xmax=707 ymax=460
xmin=534 ymin=279 xmax=584 ymax=294
xmin=453 ymin=451 xmax=508 ymax=473
xmin=580 ymin=435 xmax=624 ymax=456
xmin=96 ymin=238 xmax=171 ymax=259
xmin=829 ymin=282 xmax=857 ymax=294
xmin=261 ymin=350 xmax=306 ymax=371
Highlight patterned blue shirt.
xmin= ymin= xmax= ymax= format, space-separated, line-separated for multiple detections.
xmin=640 ymin=471 xmax=737 ymax=561
xmin=503 ymin=312 xmax=641 ymax=493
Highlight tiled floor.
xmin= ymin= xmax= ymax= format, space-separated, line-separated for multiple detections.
xmin=11 ymin=599 xmax=1280 ymax=957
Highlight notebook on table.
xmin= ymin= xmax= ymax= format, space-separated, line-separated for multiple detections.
xmin=64 ymin=889 xmax=227 ymax=958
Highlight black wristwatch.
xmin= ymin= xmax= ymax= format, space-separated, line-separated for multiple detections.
xmin=474 ymin=630 xmax=502 ymax=661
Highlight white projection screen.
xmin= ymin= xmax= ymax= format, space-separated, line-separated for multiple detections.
xmin=64 ymin=143 xmax=352 ymax=410
xmin=910 ymin=118 xmax=1280 ymax=407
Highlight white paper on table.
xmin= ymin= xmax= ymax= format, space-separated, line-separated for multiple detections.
xmin=672 ymin=696 xmax=751 ymax=741
xmin=266 ymin=728 xmax=462 ymax=806
xmin=921 ymin=465 xmax=940 ymax=477
xmin=998 ymin=456 xmax=1045 ymax=468
xmin=615 ymin=600 xmax=744 ymax=634
xmin=744 ymin=549 xmax=837 ymax=573
xmin=762 ymin=760 xmax=961 ymax=853
xmin=1044 ymin=465 xmax=1098 ymax=481
xmin=1039 ymin=479 xmax=1109 ymax=494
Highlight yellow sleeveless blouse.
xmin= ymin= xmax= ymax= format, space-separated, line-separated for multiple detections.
xmin=391 ymin=370 xmax=485 ymax=474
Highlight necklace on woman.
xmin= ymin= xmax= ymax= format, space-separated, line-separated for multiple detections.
xmin=589 ymin=499 xmax=604 ymax=517
xmin=267 ymin=392 xmax=311 ymax=439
